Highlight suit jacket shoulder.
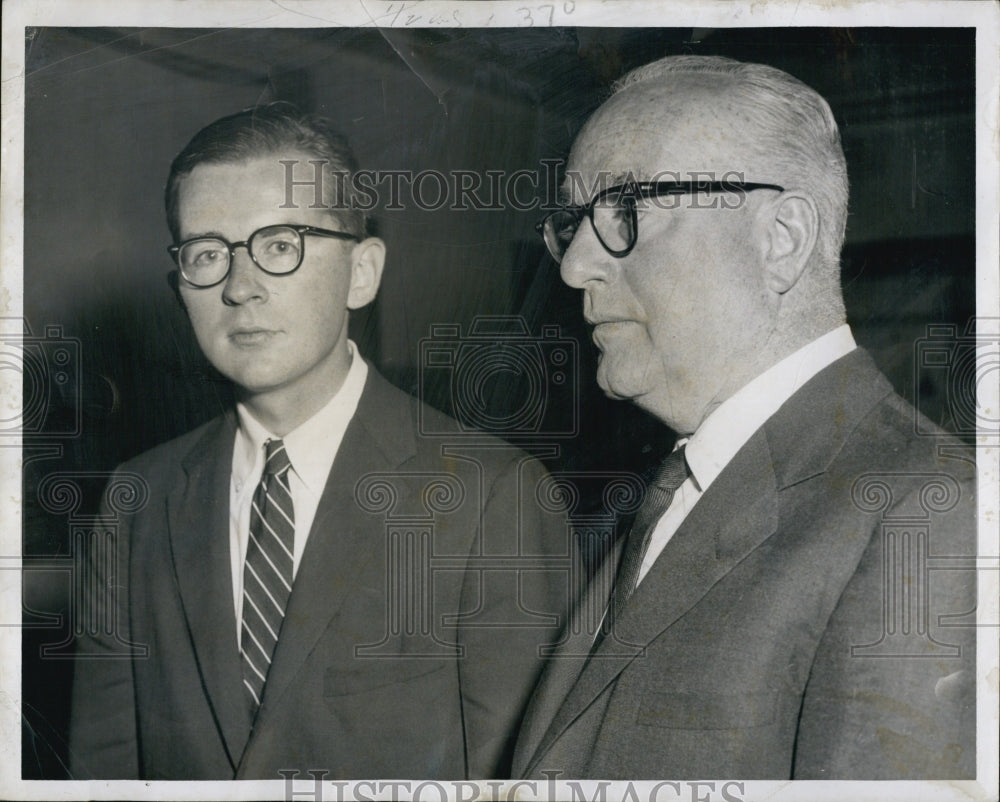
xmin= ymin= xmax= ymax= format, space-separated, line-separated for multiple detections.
xmin=779 ymin=350 xmax=977 ymax=779
xmin=515 ymin=348 xmax=975 ymax=781
xmin=71 ymin=364 xmax=569 ymax=781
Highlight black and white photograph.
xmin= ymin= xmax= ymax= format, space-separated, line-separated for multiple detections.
xmin=1 ymin=1 xmax=997 ymax=800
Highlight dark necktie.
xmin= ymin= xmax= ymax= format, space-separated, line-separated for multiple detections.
xmin=241 ymin=438 xmax=295 ymax=711
xmin=608 ymin=444 xmax=689 ymax=625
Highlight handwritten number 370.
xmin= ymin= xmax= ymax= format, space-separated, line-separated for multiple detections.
xmin=517 ymin=2 xmax=575 ymax=26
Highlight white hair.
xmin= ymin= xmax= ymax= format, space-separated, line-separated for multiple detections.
xmin=612 ymin=55 xmax=849 ymax=276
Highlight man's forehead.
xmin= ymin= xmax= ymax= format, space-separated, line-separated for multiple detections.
xmin=557 ymin=168 xmax=653 ymax=205
xmin=175 ymin=150 xmax=343 ymax=237
xmin=561 ymin=80 xmax=745 ymax=204
xmin=181 ymin=152 xmax=302 ymax=183
xmin=177 ymin=150 xmax=330 ymax=205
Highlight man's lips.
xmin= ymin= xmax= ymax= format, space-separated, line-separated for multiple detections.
xmin=228 ymin=327 xmax=279 ymax=345
xmin=587 ymin=318 xmax=636 ymax=350
xmin=588 ymin=318 xmax=634 ymax=332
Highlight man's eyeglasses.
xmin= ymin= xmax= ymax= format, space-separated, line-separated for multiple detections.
xmin=168 ymin=224 xmax=360 ymax=288
xmin=535 ymin=180 xmax=785 ymax=264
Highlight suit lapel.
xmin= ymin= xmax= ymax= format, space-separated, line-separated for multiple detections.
xmin=522 ymin=433 xmax=779 ymax=776
xmin=514 ymin=461 xmax=660 ymax=772
xmin=252 ymin=368 xmax=417 ymax=721
xmin=520 ymin=348 xmax=898 ymax=776
xmin=167 ymin=412 xmax=254 ymax=771
xmin=513 ymin=533 xmax=627 ymax=774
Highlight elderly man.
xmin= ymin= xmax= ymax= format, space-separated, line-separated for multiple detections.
xmin=513 ymin=55 xmax=976 ymax=780
xmin=68 ymin=103 xmax=566 ymax=780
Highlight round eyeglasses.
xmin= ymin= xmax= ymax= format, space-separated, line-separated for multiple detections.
xmin=536 ymin=180 xmax=785 ymax=264
xmin=168 ymin=224 xmax=360 ymax=288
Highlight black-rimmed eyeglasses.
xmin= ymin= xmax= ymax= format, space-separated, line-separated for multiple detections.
xmin=168 ymin=224 xmax=360 ymax=288
xmin=535 ymin=180 xmax=785 ymax=264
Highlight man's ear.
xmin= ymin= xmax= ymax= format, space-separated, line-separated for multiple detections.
xmin=762 ymin=192 xmax=819 ymax=294
xmin=347 ymin=237 xmax=386 ymax=309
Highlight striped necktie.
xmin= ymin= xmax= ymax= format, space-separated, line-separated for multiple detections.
xmin=241 ymin=438 xmax=295 ymax=711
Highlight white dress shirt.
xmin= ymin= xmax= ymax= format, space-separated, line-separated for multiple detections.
xmin=229 ymin=340 xmax=368 ymax=644
xmin=635 ymin=325 xmax=857 ymax=586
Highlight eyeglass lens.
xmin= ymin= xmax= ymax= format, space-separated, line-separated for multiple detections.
xmin=178 ymin=225 xmax=303 ymax=286
xmin=543 ymin=188 xmax=635 ymax=264
xmin=593 ymin=188 xmax=635 ymax=253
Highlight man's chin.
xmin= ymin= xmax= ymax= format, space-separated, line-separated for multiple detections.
xmin=596 ymin=366 xmax=643 ymax=403
xmin=599 ymin=384 xmax=633 ymax=402
xmin=223 ymin=366 xmax=288 ymax=398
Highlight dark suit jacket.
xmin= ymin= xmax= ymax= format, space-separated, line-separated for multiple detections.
xmin=513 ymin=349 xmax=976 ymax=780
xmin=69 ymin=367 xmax=568 ymax=780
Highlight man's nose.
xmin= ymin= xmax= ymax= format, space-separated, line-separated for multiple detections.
xmin=559 ymin=221 xmax=611 ymax=289
xmin=222 ymin=246 xmax=268 ymax=305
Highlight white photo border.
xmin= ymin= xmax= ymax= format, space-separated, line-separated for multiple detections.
xmin=2 ymin=2 xmax=997 ymax=801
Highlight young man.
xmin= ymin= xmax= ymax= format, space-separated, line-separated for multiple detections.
xmin=69 ymin=104 xmax=567 ymax=780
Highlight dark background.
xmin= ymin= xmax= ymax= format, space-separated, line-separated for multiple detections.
xmin=19 ymin=26 xmax=976 ymax=778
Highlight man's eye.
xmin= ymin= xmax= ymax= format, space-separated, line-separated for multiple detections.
xmin=556 ymin=223 xmax=579 ymax=245
xmin=192 ymin=247 xmax=224 ymax=266
xmin=263 ymin=239 xmax=299 ymax=255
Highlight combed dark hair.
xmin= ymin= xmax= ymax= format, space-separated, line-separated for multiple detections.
xmin=165 ymin=102 xmax=365 ymax=242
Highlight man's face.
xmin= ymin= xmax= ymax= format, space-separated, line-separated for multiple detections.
xmin=175 ymin=152 xmax=367 ymax=412
xmin=560 ymin=80 xmax=777 ymax=434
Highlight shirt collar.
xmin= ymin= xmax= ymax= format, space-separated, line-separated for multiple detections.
xmin=685 ymin=325 xmax=857 ymax=493
xmin=233 ymin=340 xmax=368 ymax=494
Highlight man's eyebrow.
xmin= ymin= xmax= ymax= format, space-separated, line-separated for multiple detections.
xmin=609 ymin=171 xmax=640 ymax=185
xmin=179 ymin=230 xmax=228 ymax=241
xmin=558 ymin=170 xmax=646 ymax=205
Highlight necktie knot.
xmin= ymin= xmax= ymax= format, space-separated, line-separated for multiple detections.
xmin=652 ymin=443 xmax=689 ymax=494
xmin=263 ymin=438 xmax=292 ymax=479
